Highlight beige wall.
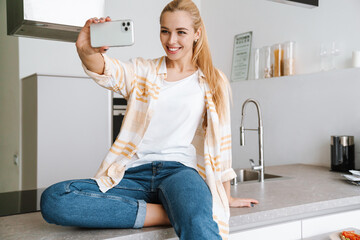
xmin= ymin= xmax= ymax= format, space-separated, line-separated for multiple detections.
xmin=0 ymin=0 xmax=21 ymax=192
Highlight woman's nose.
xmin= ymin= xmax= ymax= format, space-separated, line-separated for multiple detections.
xmin=168 ymin=33 xmax=177 ymax=44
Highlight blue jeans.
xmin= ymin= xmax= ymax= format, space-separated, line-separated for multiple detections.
xmin=40 ymin=161 xmax=221 ymax=239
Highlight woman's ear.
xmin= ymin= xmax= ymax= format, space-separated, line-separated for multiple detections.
xmin=195 ymin=27 xmax=201 ymax=41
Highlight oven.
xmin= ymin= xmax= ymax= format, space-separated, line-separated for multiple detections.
xmin=112 ymin=97 xmax=127 ymax=143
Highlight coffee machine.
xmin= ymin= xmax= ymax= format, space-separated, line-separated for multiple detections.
xmin=331 ymin=136 xmax=355 ymax=172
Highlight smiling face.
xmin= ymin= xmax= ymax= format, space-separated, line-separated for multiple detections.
xmin=160 ymin=10 xmax=200 ymax=64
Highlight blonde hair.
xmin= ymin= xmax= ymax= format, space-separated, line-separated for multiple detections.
xmin=160 ymin=0 xmax=232 ymax=123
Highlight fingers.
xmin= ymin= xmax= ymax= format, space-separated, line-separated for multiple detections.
xmin=248 ymin=198 xmax=259 ymax=208
xmin=83 ymin=18 xmax=97 ymax=28
xmin=94 ymin=16 xmax=111 ymax=23
xmin=86 ymin=16 xmax=111 ymax=26
xmin=246 ymin=198 xmax=259 ymax=208
xmin=84 ymin=18 xmax=92 ymax=27
xmin=249 ymin=201 xmax=258 ymax=207
xmin=92 ymin=17 xmax=100 ymax=24
xmin=229 ymin=198 xmax=259 ymax=208
xmin=250 ymin=198 xmax=259 ymax=204
xmin=98 ymin=17 xmax=105 ymax=23
xmin=99 ymin=16 xmax=112 ymax=22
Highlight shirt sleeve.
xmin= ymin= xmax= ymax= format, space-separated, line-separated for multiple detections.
xmin=82 ymin=54 xmax=136 ymax=100
xmin=220 ymin=128 xmax=237 ymax=183
xmin=218 ymin=70 xmax=237 ymax=183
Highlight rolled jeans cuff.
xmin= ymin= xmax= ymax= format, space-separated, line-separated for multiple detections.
xmin=133 ymin=200 xmax=147 ymax=228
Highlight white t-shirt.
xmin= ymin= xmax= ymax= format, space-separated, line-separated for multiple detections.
xmin=125 ymin=70 xmax=205 ymax=171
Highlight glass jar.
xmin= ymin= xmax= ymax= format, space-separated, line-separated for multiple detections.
xmin=283 ymin=41 xmax=296 ymax=76
xmin=272 ymin=43 xmax=284 ymax=77
xmin=262 ymin=46 xmax=272 ymax=78
xmin=251 ymin=48 xmax=260 ymax=80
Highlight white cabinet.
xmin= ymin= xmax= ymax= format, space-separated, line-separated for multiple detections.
xmin=302 ymin=209 xmax=360 ymax=238
xmin=230 ymin=221 xmax=302 ymax=240
xmin=21 ymin=74 xmax=112 ymax=189
xmin=229 ymin=210 xmax=360 ymax=240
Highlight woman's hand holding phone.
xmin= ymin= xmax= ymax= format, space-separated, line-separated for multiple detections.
xmin=76 ymin=17 xmax=111 ymax=75
xmin=76 ymin=17 xmax=111 ymax=55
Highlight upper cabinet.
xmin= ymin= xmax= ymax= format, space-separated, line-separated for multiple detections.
xmin=6 ymin=0 xmax=105 ymax=42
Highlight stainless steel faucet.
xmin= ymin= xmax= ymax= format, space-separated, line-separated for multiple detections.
xmin=240 ymin=98 xmax=264 ymax=182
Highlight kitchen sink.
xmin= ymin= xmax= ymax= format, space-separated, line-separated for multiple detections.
xmin=231 ymin=168 xmax=283 ymax=184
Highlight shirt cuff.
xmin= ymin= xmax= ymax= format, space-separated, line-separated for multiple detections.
xmin=221 ymin=167 xmax=237 ymax=183
xmin=81 ymin=53 xmax=112 ymax=79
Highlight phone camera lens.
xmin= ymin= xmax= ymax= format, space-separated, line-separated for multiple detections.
xmin=125 ymin=27 xmax=128 ymax=31
xmin=127 ymin=22 xmax=130 ymax=26
xmin=122 ymin=22 xmax=126 ymax=27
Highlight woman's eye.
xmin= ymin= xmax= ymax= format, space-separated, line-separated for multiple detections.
xmin=161 ymin=30 xmax=169 ymax=34
xmin=178 ymin=31 xmax=186 ymax=35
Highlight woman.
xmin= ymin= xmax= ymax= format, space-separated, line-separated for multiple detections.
xmin=41 ymin=0 xmax=258 ymax=239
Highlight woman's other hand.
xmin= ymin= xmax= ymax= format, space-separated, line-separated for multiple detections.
xmin=229 ymin=197 xmax=259 ymax=208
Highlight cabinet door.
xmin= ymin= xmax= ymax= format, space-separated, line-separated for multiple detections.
xmin=302 ymin=209 xmax=360 ymax=238
xmin=229 ymin=221 xmax=301 ymax=240
xmin=37 ymin=75 xmax=111 ymax=188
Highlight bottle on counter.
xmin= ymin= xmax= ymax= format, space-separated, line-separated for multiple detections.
xmin=283 ymin=41 xmax=296 ymax=76
xmin=272 ymin=43 xmax=284 ymax=77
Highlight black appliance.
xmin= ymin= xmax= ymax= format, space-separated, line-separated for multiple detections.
xmin=112 ymin=98 xmax=127 ymax=143
xmin=331 ymin=136 xmax=355 ymax=172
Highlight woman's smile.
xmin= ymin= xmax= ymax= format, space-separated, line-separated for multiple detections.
xmin=167 ymin=46 xmax=182 ymax=54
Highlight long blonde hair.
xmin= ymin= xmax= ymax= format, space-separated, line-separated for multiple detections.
xmin=160 ymin=0 xmax=231 ymax=123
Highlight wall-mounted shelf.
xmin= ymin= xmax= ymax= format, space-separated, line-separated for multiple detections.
xmin=234 ymin=67 xmax=360 ymax=83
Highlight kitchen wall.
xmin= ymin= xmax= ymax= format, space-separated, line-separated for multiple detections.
xmin=201 ymin=0 xmax=360 ymax=169
xmin=229 ymin=69 xmax=360 ymax=169
xmin=202 ymin=0 xmax=360 ymax=76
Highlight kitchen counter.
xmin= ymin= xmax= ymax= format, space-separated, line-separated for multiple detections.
xmin=1 ymin=164 xmax=359 ymax=239
xmin=229 ymin=164 xmax=360 ymax=232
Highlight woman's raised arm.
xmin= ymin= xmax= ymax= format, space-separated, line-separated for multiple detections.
xmin=75 ymin=17 xmax=111 ymax=75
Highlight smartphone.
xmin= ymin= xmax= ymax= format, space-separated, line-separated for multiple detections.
xmin=90 ymin=20 xmax=134 ymax=48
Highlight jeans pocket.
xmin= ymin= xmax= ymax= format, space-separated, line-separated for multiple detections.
xmin=64 ymin=179 xmax=98 ymax=193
